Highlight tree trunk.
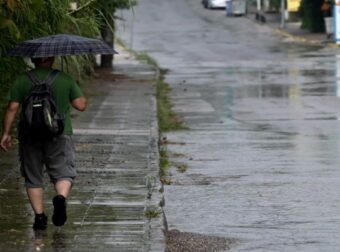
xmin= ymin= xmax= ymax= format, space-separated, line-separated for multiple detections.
xmin=100 ymin=24 xmax=114 ymax=68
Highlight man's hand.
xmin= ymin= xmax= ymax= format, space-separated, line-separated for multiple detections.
xmin=0 ymin=134 xmax=12 ymax=152
xmin=1 ymin=101 xmax=20 ymax=152
xmin=71 ymin=96 xmax=87 ymax=112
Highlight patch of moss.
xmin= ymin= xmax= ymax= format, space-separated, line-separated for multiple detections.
xmin=160 ymin=147 xmax=171 ymax=185
xmin=157 ymin=71 xmax=187 ymax=132
xmin=144 ymin=206 xmax=162 ymax=218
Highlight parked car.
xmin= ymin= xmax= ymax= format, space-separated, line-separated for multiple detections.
xmin=202 ymin=0 xmax=226 ymax=9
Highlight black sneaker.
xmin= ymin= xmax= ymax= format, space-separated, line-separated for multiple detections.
xmin=52 ymin=195 xmax=67 ymax=226
xmin=33 ymin=213 xmax=48 ymax=230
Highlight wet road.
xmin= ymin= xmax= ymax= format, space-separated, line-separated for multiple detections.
xmin=117 ymin=0 xmax=340 ymax=251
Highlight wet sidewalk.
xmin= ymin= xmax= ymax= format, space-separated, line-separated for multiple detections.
xmin=0 ymin=48 xmax=165 ymax=251
xmin=249 ymin=9 xmax=332 ymax=45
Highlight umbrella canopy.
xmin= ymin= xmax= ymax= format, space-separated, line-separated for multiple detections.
xmin=8 ymin=34 xmax=117 ymax=58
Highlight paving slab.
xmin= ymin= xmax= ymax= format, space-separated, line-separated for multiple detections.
xmin=0 ymin=47 xmax=165 ymax=252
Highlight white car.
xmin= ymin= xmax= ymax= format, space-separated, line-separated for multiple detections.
xmin=202 ymin=0 xmax=226 ymax=9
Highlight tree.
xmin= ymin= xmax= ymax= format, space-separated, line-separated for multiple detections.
xmin=95 ymin=0 xmax=136 ymax=68
xmin=67 ymin=0 xmax=136 ymax=68
xmin=269 ymin=0 xmax=281 ymax=11
xmin=0 ymin=0 xmax=136 ymax=118
xmin=0 ymin=0 xmax=78 ymax=113
xmin=299 ymin=0 xmax=325 ymax=32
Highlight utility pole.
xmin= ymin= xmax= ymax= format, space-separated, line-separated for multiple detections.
xmin=264 ymin=0 xmax=269 ymax=11
xmin=129 ymin=11 xmax=135 ymax=51
xmin=257 ymin=0 xmax=261 ymax=11
xmin=336 ymin=0 xmax=340 ymax=44
xmin=280 ymin=0 xmax=285 ymax=28
xmin=100 ymin=22 xmax=114 ymax=68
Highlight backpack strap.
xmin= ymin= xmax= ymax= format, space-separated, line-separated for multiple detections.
xmin=44 ymin=69 xmax=60 ymax=86
xmin=26 ymin=71 xmax=42 ymax=86
xmin=26 ymin=69 xmax=60 ymax=86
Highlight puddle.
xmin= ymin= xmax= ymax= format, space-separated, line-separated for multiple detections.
xmin=163 ymin=65 xmax=340 ymax=250
xmin=300 ymin=69 xmax=334 ymax=77
xmin=268 ymin=44 xmax=323 ymax=55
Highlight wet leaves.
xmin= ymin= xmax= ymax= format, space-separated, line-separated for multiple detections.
xmin=165 ymin=229 xmax=234 ymax=252
xmin=173 ymin=163 xmax=188 ymax=173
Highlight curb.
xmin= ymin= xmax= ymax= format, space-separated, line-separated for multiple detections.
xmin=109 ymin=43 xmax=167 ymax=251
xmin=273 ymin=28 xmax=339 ymax=48
xmin=247 ymin=12 xmax=336 ymax=47
xmin=147 ymin=94 xmax=167 ymax=252
xmin=273 ymin=28 xmax=318 ymax=44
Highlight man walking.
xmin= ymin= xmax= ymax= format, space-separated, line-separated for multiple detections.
xmin=0 ymin=57 xmax=87 ymax=230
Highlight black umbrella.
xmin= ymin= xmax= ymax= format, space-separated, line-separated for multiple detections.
xmin=8 ymin=34 xmax=117 ymax=58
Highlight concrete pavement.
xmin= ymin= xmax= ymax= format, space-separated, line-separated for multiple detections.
xmin=0 ymin=47 xmax=165 ymax=252
xmin=250 ymin=9 xmax=332 ymax=45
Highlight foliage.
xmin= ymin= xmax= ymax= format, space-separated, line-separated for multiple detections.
xmin=95 ymin=0 xmax=137 ymax=17
xmin=72 ymin=0 xmax=137 ymax=31
xmin=269 ymin=0 xmax=281 ymax=11
xmin=136 ymin=53 xmax=158 ymax=68
xmin=299 ymin=0 xmax=325 ymax=32
xmin=144 ymin=206 xmax=162 ymax=219
xmin=0 ymin=0 xmax=135 ymax=118
xmin=0 ymin=0 xmax=73 ymax=114
xmin=159 ymin=146 xmax=171 ymax=185
xmin=157 ymin=69 xmax=187 ymax=132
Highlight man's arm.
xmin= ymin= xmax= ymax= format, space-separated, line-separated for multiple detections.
xmin=1 ymin=101 xmax=20 ymax=152
xmin=71 ymin=96 xmax=87 ymax=112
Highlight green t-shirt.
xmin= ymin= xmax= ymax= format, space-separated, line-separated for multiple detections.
xmin=10 ymin=67 xmax=84 ymax=135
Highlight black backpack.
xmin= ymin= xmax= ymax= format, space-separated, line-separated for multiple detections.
xmin=19 ymin=69 xmax=64 ymax=140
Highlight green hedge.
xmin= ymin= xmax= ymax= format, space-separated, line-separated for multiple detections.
xmin=270 ymin=0 xmax=281 ymax=11
xmin=299 ymin=0 xmax=325 ymax=32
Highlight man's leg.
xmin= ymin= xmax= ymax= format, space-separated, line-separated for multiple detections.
xmin=52 ymin=179 xmax=73 ymax=226
xmin=54 ymin=179 xmax=72 ymax=198
xmin=19 ymin=138 xmax=47 ymax=230
xmin=27 ymin=187 xmax=48 ymax=230
xmin=46 ymin=136 xmax=76 ymax=227
xmin=27 ymin=188 xmax=44 ymax=214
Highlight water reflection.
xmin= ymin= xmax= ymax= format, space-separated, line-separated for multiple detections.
xmin=51 ymin=231 xmax=66 ymax=252
xmin=269 ymin=43 xmax=322 ymax=55
xmin=31 ymin=230 xmax=67 ymax=252
xmin=300 ymin=69 xmax=334 ymax=77
xmin=336 ymin=54 xmax=340 ymax=98
xmin=33 ymin=230 xmax=47 ymax=251
xmin=228 ymin=59 xmax=338 ymax=100
xmin=235 ymin=84 xmax=290 ymax=98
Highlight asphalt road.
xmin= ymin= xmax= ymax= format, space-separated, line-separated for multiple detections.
xmin=118 ymin=1 xmax=340 ymax=251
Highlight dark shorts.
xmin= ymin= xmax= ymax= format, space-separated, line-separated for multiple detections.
xmin=19 ymin=135 xmax=76 ymax=188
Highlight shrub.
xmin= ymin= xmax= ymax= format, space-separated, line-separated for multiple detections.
xmin=299 ymin=0 xmax=325 ymax=32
